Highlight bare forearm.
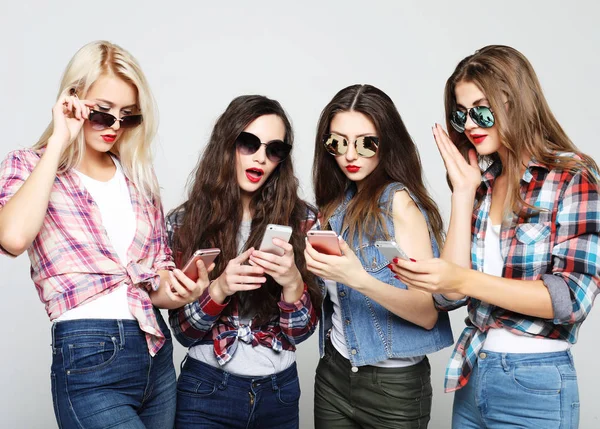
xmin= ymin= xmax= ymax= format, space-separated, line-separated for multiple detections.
xmin=353 ymin=271 xmax=438 ymax=330
xmin=0 ymin=142 xmax=62 ymax=255
xmin=442 ymin=192 xmax=475 ymax=268
xmin=460 ymin=270 xmax=554 ymax=319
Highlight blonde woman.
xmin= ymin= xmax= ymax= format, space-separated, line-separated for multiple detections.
xmin=393 ymin=45 xmax=600 ymax=428
xmin=0 ymin=41 xmax=204 ymax=428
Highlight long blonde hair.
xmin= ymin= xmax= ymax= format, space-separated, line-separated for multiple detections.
xmin=444 ymin=45 xmax=598 ymax=214
xmin=34 ymin=40 xmax=160 ymax=202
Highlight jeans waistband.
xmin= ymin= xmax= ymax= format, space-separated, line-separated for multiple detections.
xmin=476 ymin=349 xmax=574 ymax=368
xmin=182 ymin=355 xmax=298 ymax=391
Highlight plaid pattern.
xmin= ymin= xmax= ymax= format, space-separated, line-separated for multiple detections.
xmin=440 ymin=155 xmax=600 ymax=392
xmin=0 ymin=149 xmax=175 ymax=356
xmin=166 ymin=208 xmax=318 ymax=365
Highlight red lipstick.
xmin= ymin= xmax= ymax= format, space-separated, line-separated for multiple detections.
xmin=102 ymin=135 xmax=116 ymax=143
xmin=470 ymin=134 xmax=487 ymax=144
xmin=346 ymin=165 xmax=360 ymax=173
xmin=245 ymin=168 xmax=264 ymax=183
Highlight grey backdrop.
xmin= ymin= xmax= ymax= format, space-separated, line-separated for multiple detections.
xmin=1 ymin=1 xmax=599 ymax=428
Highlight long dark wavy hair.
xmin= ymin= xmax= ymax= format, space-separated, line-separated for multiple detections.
xmin=313 ymin=84 xmax=445 ymax=248
xmin=171 ymin=95 xmax=320 ymax=323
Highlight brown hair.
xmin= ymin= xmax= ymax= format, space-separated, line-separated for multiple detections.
xmin=444 ymin=45 xmax=598 ymax=214
xmin=170 ymin=95 xmax=320 ymax=323
xmin=313 ymin=84 xmax=445 ymax=248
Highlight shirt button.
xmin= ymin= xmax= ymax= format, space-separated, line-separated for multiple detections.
xmin=339 ymin=291 xmax=346 ymax=297
xmin=351 ymin=366 xmax=358 ymax=373
xmin=345 ymin=319 xmax=350 ymax=325
xmin=351 ymin=349 xmax=357 ymax=355
xmin=479 ymin=352 xmax=487 ymax=359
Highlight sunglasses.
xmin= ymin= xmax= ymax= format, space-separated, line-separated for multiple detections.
xmin=235 ymin=131 xmax=292 ymax=163
xmin=450 ymin=106 xmax=495 ymax=133
xmin=323 ymin=133 xmax=379 ymax=158
xmin=88 ymin=110 xmax=143 ymax=131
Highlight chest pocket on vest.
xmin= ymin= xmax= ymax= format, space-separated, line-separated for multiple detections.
xmin=356 ymin=244 xmax=389 ymax=273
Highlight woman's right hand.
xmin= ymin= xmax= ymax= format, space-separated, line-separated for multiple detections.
xmin=210 ymin=248 xmax=267 ymax=304
xmin=48 ymin=93 xmax=95 ymax=152
xmin=433 ymin=123 xmax=481 ymax=195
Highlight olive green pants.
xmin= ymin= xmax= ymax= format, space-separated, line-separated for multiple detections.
xmin=314 ymin=340 xmax=432 ymax=429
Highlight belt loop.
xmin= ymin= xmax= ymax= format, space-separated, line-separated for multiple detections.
xmin=567 ymin=349 xmax=575 ymax=367
xmin=221 ymin=371 xmax=229 ymax=389
xmin=51 ymin=322 xmax=57 ymax=354
xmin=180 ymin=354 xmax=188 ymax=372
xmin=118 ymin=320 xmax=125 ymax=350
xmin=501 ymin=354 xmax=509 ymax=372
xmin=271 ymin=373 xmax=279 ymax=391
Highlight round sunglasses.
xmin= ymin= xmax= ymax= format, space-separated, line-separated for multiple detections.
xmin=323 ymin=133 xmax=379 ymax=158
xmin=235 ymin=131 xmax=292 ymax=163
xmin=88 ymin=109 xmax=143 ymax=131
xmin=450 ymin=106 xmax=495 ymax=133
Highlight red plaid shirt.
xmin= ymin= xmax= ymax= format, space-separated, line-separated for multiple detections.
xmin=436 ymin=155 xmax=600 ymax=392
xmin=0 ymin=149 xmax=175 ymax=356
xmin=166 ymin=208 xmax=318 ymax=365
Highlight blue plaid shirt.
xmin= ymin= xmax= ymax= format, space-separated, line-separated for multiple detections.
xmin=436 ymin=155 xmax=600 ymax=392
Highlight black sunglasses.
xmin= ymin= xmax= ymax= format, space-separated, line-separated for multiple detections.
xmin=323 ymin=133 xmax=379 ymax=158
xmin=449 ymin=106 xmax=495 ymax=133
xmin=88 ymin=110 xmax=143 ymax=130
xmin=235 ymin=131 xmax=292 ymax=163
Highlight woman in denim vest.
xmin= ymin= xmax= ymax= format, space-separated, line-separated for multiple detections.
xmin=305 ymin=84 xmax=453 ymax=429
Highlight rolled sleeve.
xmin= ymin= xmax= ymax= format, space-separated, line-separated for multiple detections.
xmin=548 ymin=170 xmax=600 ymax=325
xmin=0 ymin=151 xmax=31 ymax=256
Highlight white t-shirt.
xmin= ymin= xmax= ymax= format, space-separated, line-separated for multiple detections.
xmin=56 ymin=159 xmax=136 ymax=321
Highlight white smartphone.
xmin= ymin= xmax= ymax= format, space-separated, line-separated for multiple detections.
xmin=182 ymin=248 xmax=221 ymax=281
xmin=306 ymin=230 xmax=342 ymax=256
xmin=259 ymin=224 xmax=293 ymax=256
xmin=374 ymin=241 xmax=409 ymax=263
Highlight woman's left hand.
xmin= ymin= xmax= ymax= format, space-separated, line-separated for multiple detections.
xmin=304 ymin=237 xmax=366 ymax=288
xmin=390 ymin=257 xmax=468 ymax=294
xmin=249 ymin=238 xmax=303 ymax=291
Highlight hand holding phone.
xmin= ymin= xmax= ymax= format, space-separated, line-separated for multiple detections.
xmin=307 ymin=230 xmax=342 ymax=256
xmin=182 ymin=248 xmax=220 ymax=282
xmin=374 ymin=241 xmax=409 ymax=263
xmin=259 ymin=224 xmax=293 ymax=256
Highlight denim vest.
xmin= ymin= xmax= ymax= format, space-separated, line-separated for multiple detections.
xmin=319 ymin=182 xmax=454 ymax=366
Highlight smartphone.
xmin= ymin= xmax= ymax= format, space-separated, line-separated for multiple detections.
xmin=181 ymin=248 xmax=221 ymax=281
xmin=307 ymin=230 xmax=342 ymax=256
xmin=259 ymin=224 xmax=293 ymax=256
xmin=374 ymin=241 xmax=409 ymax=263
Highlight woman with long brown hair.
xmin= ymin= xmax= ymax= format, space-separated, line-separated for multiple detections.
xmin=166 ymin=95 xmax=321 ymax=429
xmin=393 ymin=45 xmax=600 ymax=428
xmin=305 ymin=84 xmax=453 ymax=428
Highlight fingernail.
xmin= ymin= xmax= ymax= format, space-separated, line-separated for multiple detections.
xmin=393 ymin=258 xmax=399 ymax=264
xmin=394 ymin=275 xmax=400 ymax=280
xmin=409 ymin=258 xmax=416 ymax=262
xmin=387 ymin=264 xmax=393 ymax=269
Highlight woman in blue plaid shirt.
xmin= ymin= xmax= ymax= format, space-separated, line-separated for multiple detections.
xmin=393 ymin=45 xmax=599 ymax=428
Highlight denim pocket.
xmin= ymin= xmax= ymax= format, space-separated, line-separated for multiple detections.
xmin=277 ymin=377 xmax=301 ymax=406
xmin=66 ymin=335 xmax=118 ymax=374
xmin=177 ymin=374 xmax=217 ymax=397
xmin=512 ymin=364 xmax=562 ymax=395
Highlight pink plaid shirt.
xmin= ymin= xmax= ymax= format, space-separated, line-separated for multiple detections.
xmin=0 ymin=149 xmax=175 ymax=356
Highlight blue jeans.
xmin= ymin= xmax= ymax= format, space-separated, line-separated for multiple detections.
xmin=51 ymin=317 xmax=177 ymax=429
xmin=452 ymin=350 xmax=580 ymax=429
xmin=175 ymin=355 xmax=300 ymax=429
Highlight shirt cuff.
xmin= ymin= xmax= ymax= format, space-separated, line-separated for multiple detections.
xmin=542 ymin=274 xmax=572 ymax=322
xmin=278 ymin=283 xmax=309 ymax=312
xmin=199 ymin=287 xmax=230 ymax=316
